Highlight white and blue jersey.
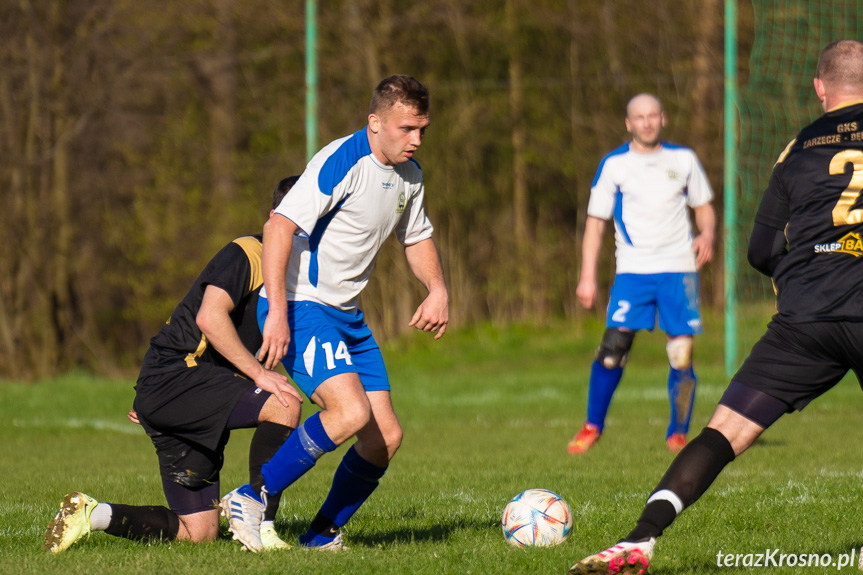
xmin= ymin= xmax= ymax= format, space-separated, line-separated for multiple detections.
xmin=588 ymin=142 xmax=713 ymax=274
xmin=590 ymin=142 xmax=712 ymax=335
xmin=260 ymin=127 xmax=435 ymax=397
xmin=262 ymin=127 xmax=434 ymax=311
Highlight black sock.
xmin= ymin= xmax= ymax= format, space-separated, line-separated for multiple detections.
xmin=626 ymin=427 xmax=736 ymax=541
xmin=307 ymin=512 xmax=339 ymax=537
xmin=249 ymin=421 xmax=293 ymax=521
xmin=103 ymin=504 xmax=180 ymax=542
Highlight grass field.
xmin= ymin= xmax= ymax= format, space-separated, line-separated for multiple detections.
xmin=2 ymin=314 xmax=863 ymax=574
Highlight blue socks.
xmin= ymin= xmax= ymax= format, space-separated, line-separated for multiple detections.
xmin=261 ymin=412 xmax=338 ymax=495
xmin=585 ymin=357 xmax=698 ymax=439
xmin=667 ymin=366 xmax=697 ymax=437
xmin=300 ymin=446 xmax=387 ymax=546
xmin=256 ymin=412 xmax=388 ymax=546
xmin=236 ymin=482 xmax=264 ymax=503
xmin=585 ymin=360 xmax=624 ymax=431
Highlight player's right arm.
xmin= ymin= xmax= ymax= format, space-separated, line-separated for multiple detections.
xmin=259 ymin=214 xmax=299 ymax=370
xmin=747 ymin=222 xmax=787 ymax=277
xmin=749 ymin=144 xmax=792 ymax=277
xmin=576 ymin=216 xmax=606 ymax=309
xmin=197 ymin=284 xmax=302 ymax=407
xmin=578 ymin=152 xmax=619 ymax=310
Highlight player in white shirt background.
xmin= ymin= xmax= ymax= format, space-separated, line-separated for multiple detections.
xmin=217 ymin=74 xmax=449 ymax=553
xmin=567 ymin=93 xmax=716 ymax=455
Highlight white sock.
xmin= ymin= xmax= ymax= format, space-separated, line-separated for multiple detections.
xmin=261 ymin=519 xmax=275 ymax=529
xmin=88 ymin=502 xmax=112 ymax=531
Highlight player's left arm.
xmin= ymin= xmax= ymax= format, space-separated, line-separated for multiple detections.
xmin=685 ymin=151 xmax=716 ymax=269
xmin=404 ymin=237 xmax=449 ymax=339
xmin=691 ymin=202 xmax=716 ymax=269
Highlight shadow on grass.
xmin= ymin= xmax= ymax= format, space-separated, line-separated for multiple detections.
xmin=747 ymin=437 xmax=785 ymax=449
xmin=273 ymin=516 xmax=501 ymax=547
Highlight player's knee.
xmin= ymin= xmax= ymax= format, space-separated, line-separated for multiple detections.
xmin=358 ymin=431 xmax=402 ymax=466
xmin=595 ymin=328 xmax=635 ymax=369
xmin=383 ymin=423 xmax=403 ymax=456
xmin=334 ymin=399 xmax=373 ymax=436
xmin=176 ymin=513 xmax=219 ymax=543
xmin=666 ymin=337 xmax=693 ymax=370
xmin=259 ymin=394 xmax=301 ymax=428
xmin=183 ymin=527 xmax=218 ymax=544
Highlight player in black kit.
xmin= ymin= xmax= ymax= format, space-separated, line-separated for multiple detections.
xmin=567 ymin=39 xmax=863 ymax=575
xmin=44 ymin=177 xmax=304 ymax=553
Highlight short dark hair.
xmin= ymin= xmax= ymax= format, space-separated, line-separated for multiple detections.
xmin=369 ymin=75 xmax=429 ymax=116
xmin=272 ymin=175 xmax=299 ymax=210
xmin=816 ymin=40 xmax=863 ymax=91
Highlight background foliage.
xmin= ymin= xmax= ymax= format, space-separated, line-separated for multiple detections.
xmin=0 ymin=0 xmax=753 ymax=378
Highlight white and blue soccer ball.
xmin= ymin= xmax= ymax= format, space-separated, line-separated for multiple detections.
xmin=501 ymin=488 xmax=573 ymax=547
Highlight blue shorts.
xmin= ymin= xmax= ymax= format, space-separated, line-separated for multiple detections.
xmin=606 ymin=272 xmax=701 ymax=336
xmin=257 ymin=298 xmax=390 ymax=399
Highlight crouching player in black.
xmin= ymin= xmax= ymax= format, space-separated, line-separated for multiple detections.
xmin=44 ymin=177 xmax=304 ymax=553
xmin=568 ymin=39 xmax=863 ymax=574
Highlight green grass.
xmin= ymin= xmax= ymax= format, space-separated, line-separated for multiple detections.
xmin=3 ymin=314 xmax=863 ymax=574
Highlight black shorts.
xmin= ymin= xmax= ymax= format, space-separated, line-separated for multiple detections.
xmin=730 ymin=318 xmax=863 ymax=412
xmin=134 ymin=363 xmax=268 ymax=491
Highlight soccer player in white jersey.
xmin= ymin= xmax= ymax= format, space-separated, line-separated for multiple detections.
xmin=218 ymin=75 xmax=449 ymax=552
xmin=567 ymin=93 xmax=716 ymax=455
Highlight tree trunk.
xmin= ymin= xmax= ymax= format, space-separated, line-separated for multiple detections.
xmin=193 ymin=0 xmax=238 ymax=237
xmin=690 ymin=0 xmax=721 ymax=307
xmin=50 ymin=0 xmax=75 ymax=366
xmin=506 ymin=0 xmax=533 ymax=318
xmin=21 ymin=3 xmax=56 ymax=378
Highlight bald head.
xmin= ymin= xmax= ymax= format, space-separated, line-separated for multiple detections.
xmin=625 ymin=93 xmax=666 ymax=153
xmin=626 ymin=93 xmax=664 ymax=118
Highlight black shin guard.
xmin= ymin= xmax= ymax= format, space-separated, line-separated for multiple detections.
xmin=250 ymin=421 xmax=293 ymax=520
xmin=103 ymin=504 xmax=180 ymax=542
xmin=626 ymin=427 xmax=735 ymax=541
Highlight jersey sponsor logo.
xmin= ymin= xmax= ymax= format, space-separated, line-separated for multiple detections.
xmin=802 ymin=134 xmax=843 ymax=149
xmin=813 ymin=232 xmax=863 ymax=257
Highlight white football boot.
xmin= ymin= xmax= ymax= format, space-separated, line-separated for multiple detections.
xmin=219 ymin=485 xmax=266 ymax=552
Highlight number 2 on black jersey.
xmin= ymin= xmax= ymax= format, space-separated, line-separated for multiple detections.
xmin=830 ymin=149 xmax=863 ymax=226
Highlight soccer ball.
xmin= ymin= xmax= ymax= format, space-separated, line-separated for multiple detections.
xmin=501 ymin=488 xmax=573 ymax=547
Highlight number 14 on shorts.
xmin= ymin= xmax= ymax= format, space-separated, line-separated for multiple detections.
xmin=321 ymin=340 xmax=353 ymax=369
xmin=303 ymin=337 xmax=353 ymax=377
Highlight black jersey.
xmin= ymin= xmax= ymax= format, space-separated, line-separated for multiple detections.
xmin=139 ymin=234 xmax=264 ymax=376
xmin=754 ymin=101 xmax=863 ymax=322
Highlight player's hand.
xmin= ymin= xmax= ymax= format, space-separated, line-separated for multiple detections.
xmin=258 ymin=313 xmax=290 ymax=370
xmin=127 ymin=410 xmax=140 ymax=425
xmin=692 ymin=233 xmax=714 ymax=269
xmin=409 ymin=290 xmax=449 ymax=340
xmin=576 ymin=279 xmax=597 ymax=309
xmin=252 ymin=368 xmax=303 ymax=408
